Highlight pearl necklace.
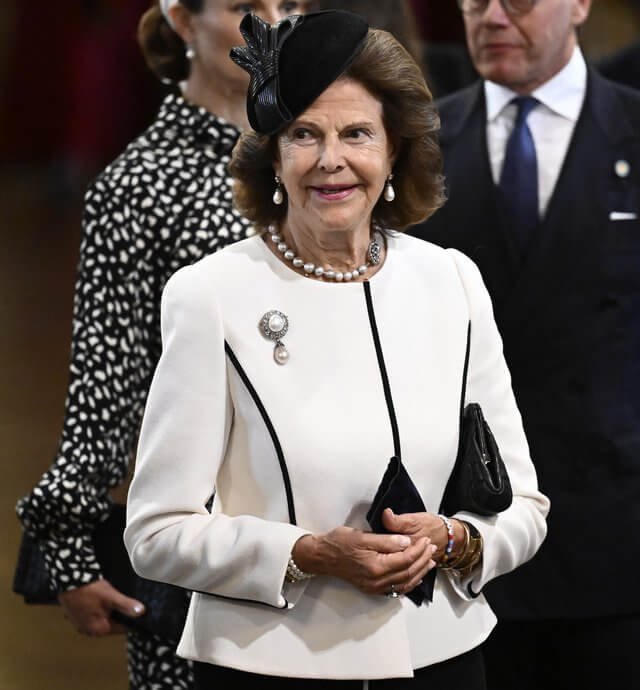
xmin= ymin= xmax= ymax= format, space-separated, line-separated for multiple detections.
xmin=268 ymin=226 xmax=383 ymax=282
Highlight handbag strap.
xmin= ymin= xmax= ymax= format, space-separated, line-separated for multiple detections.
xmin=363 ymin=281 xmax=401 ymax=459
xmin=456 ymin=321 xmax=472 ymax=456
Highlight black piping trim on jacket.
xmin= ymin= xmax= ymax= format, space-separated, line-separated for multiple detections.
xmin=363 ymin=281 xmax=401 ymax=458
xmin=194 ymin=588 xmax=289 ymax=609
xmin=224 ymin=341 xmax=297 ymax=526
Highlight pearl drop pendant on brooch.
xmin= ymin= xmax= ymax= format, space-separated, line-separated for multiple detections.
xmin=260 ymin=310 xmax=290 ymax=365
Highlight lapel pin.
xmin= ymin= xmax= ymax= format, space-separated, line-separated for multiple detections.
xmin=615 ymin=159 xmax=631 ymax=178
xmin=260 ymin=310 xmax=290 ymax=365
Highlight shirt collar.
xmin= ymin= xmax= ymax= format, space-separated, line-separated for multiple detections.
xmin=157 ymin=92 xmax=241 ymax=154
xmin=484 ymin=45 xmax=587 ymax=123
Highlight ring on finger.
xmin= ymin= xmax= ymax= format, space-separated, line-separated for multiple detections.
xmin=387 ymin=583 xmax=400 ymax=599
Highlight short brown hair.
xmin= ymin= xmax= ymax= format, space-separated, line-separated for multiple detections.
xmin=229 ymin=28 xmax=445 ymax=231
xmin=137 ymin=0 xmax=204 ymax=83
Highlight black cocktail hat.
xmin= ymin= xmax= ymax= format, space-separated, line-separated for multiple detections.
xmin=230 ymin=10 xmax=369 ymax=135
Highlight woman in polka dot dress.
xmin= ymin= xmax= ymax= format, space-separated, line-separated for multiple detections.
xmin=16 ymin=1 xmax=314 ymax=688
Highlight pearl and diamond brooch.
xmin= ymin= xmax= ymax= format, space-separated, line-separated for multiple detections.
xmin=260 ymin=310 xmax=290 ymax=365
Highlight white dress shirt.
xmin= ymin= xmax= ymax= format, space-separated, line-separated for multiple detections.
xmin=485 ymin=46 xmax=587 ymax=217
xmin=125 ymin=233 xmax=549 ymax=679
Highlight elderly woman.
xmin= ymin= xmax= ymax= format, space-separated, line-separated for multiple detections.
xmin=125 ymin=10 xmax=549 ymax=688
xmin=17 ymin=2 xmax=314 ymax=688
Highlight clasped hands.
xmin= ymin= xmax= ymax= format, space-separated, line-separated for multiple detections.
xmin=292 ymin=508 xmax=463 ymax=597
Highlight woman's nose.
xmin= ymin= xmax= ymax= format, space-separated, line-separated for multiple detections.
xmin=259 ymin=8 xmax=284 ymax=25
xmin=318 ymin=137 xmax=345 ymax=171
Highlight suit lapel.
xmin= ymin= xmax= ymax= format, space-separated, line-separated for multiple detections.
xmin=439 ymin=85 xmax=522 ymax=307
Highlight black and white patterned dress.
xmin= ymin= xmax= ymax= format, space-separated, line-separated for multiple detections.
xmin=16 ymin=92 xmax=253 ymax=689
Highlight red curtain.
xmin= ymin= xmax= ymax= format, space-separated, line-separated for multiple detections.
xmin=0 ymin=1 xmax=159 ymax=167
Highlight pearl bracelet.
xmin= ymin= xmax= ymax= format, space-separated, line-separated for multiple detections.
xmin=438 ymin=514 xmax=455 ymax=563
xmin=285 ymin=556 xmax=315 ymax=584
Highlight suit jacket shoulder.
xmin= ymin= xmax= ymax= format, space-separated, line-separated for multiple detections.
xmin=597 ymin=39 xmax=640 ymax=92
xmin=434 ymin=82 xmax=484 ymax=143
xmin=587 ymin=68 xmax=640 ymax=143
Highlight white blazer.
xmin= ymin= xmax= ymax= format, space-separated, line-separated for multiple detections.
xmin=125 ymin=233 xmax=549 ymax=679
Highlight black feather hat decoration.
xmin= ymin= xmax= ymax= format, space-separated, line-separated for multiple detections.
xmin=230 ymin=10 xmax=369 ymax=135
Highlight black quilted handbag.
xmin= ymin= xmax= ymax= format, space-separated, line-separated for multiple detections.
xmin=12 ymin=503 xmax=189 ymax=643
xmin=440 ymin=323 xmax=513 ymax=516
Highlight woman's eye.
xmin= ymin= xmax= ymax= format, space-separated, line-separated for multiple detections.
xmin=346 ymin=128 xmax=369 ymax=140
xmin=293 ymin=129 xmax=311 ymax=140
xmin=281 ymin=1 xmax=300 ymax=13
xmin=233 ymin=3 xmax=255 ymax=14
xmin=296 ymin=0 xmax=322 ymax=10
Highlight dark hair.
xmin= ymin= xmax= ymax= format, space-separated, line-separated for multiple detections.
xmin=229 ymin=29 xmax=445 ymax=231
xmin=315 ymin=0 xmax=424 ymax=70
xmin=137 ymin=0 xmax=204 ymax=83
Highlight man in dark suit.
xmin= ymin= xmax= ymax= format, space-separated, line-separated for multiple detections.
xmin=411 ymin=1 xmax=640 ymax=688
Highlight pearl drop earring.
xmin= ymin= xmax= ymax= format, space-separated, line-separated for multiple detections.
xmin=185 ymin=44 xmax=196 ymax=60
xmin=384 ymin=174 xmax=395 ymax=202
xmin=273 ymin=176 xmax=284 ymax=205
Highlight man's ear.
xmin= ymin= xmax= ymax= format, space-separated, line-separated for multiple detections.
xmin=572 ymin=0 xmax=593 ymax=29
xmin=169 ymin=4 xmax=196 ymax=45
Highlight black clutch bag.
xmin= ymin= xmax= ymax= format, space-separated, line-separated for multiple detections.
xmin=440 ymin=403 xmax=513 ymax=516
xmin=12 ymin=503 xmax=189 ymax=643
xmin=366 ymin=456 xmax=437 ymax=606
xmin=440 ymin=323 xmax=513 ymax=516
xmin=367 ymin=456 xmax=427 ymax=531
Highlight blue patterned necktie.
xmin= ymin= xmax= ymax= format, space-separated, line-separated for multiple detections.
xmin=499 ymin=96 xmax=540 ymax=255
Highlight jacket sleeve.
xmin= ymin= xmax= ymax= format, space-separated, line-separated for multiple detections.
xmin=445 ymin=248 xmax=550 ymax=600
xmin=15 ymin=174 xmax=155 ymax=591
xmin=124 ymin=265 xmax=310 ymax=609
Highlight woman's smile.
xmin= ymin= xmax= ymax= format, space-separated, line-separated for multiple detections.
xmin=310 ymin=183 xmax=360 ymax=202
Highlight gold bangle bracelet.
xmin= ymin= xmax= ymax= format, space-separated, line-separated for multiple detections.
xmin=454 ymin=528 xmax=483 ymax=576
xmin=440 ymin=521 xmax=483 ymax=575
